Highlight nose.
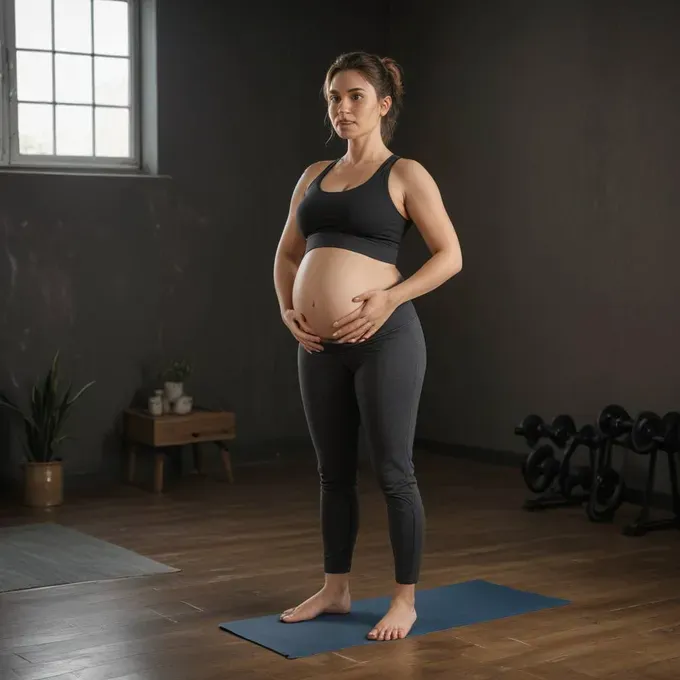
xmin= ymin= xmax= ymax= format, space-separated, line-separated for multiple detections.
xmin=337 ymin=97 xmax=352 ymax=114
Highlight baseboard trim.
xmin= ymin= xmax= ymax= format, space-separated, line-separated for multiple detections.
xmin=415 ymin=437 xmax=677 ymax=513
xmin=416 ymin=438 xmax=525 ymax=468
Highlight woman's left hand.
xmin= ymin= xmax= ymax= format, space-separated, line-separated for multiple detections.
xmin=331 ymin=289 xmax=397 ymax=343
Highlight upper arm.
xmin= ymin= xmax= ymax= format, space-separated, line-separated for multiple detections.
xmin=399 ymin=159 xmax=462 ymax=267
xmin=276 ymin=160 xmax=333 ymax=262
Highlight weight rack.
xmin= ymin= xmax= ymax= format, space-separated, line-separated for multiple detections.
xmin=514 ymin=405 xmax=680 ymax=536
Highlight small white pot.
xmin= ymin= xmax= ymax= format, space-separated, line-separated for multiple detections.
xmin=173 ymin=395 xmax=193 ymax=415
xmin=148 ymin=394 xmax=163 ymax=416
xmin=164 ymin=381 xmax=184 ymax=402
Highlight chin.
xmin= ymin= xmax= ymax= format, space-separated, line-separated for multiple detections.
xmin=336 ymin=125 xmax=359 ymax=139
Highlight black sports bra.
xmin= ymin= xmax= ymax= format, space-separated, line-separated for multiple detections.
xmin=296 ymin=154 xmax=412 ymax=265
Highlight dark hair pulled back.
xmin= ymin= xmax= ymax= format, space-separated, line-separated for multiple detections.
xmin=323 ymin=51 xmax=405 ymax=143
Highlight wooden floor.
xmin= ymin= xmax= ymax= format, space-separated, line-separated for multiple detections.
xmin=2 ymin=451 xmax=680 ymax=680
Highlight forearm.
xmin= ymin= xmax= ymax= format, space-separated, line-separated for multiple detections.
xmin=273 ymin=252 xmax=299 ymax=316
xmin=388 ymin=250 xmax=461 ymax=307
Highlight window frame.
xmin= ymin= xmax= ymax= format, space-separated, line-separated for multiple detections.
xmin=0 ymin=0 xmax=141 ymax=172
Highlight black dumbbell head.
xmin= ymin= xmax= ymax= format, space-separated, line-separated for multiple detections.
xmin=515 ymin=414 xmax=545 ymax=446
xmin=630 ymin=411 xmax=661 ymax=454
xmin=661 ymin=411 xmax=680 ymax=452
xmin=522 ymin=444 xmax=560 ymax=494
xmin=597 ymin=404 xmax=630 ymax=438
xmin=550 ymin=414 xmax=577 ymax=447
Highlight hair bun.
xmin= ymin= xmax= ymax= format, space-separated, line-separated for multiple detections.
xmin=381 ymin=57 xmax=404 ymax=97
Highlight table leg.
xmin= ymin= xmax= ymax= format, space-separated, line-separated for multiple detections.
xmin=127 ymin=443 xmax=136 ymax=484
xmin=192 ymin=443 xmax=204 ymax=474
xmin=219 ymin=443 xmax=234 ymax=484
xmin=153 ymin=452 xmax=164 ymax=493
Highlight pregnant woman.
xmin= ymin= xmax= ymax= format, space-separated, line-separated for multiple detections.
xmin=273 ymin=51 xmax=462 ymax=641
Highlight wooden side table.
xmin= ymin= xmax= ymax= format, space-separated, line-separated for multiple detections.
xmin=123 ymin=407 xmax=236 ymax=493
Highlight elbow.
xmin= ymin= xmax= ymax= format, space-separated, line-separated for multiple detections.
xmin=432 ymin=241 xmax=462 ymax=280
xmin=443 ymin=249 xmax=462 ymax=279
xmin=451 ymin=253 xmax=462 ymax=276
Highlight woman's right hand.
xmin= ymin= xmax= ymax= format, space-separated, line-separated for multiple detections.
xmin=282 ymin=309 xmax=324 ymax=353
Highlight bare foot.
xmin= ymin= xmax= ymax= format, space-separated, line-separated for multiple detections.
xmin=367 ymin=597 xmax=417 ymax=641
xmin=280 ymin=586 xmax=351 ymax=623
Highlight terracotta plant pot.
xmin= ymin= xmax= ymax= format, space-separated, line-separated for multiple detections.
xmin=24 ymin=461 xmax=63 ymax=508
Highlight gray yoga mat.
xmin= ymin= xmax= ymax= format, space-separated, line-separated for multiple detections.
xmin=0 ymin=522 xmax=179 ymax=593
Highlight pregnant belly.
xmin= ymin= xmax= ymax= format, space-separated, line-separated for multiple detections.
xmin=292 ymin=247 xmax=402 ymax=340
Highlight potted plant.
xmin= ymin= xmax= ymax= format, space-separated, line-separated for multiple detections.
xmin=0 ymin=351 xmax=94 ymax=508
xmin=162 ymin=359 xmax=192 ymax=403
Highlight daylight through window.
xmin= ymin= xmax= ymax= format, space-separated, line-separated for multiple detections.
xmin=1 ymin=0 xmax=139 ymax=168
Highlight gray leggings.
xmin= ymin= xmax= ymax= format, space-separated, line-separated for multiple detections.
xmin=297 ymin=301 xmax=427 ymax=584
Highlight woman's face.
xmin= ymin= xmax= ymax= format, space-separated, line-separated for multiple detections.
xmin=326 ymin=69 xmax=390 ymax=140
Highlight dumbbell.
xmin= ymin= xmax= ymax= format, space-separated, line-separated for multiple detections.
xmin=586 ymin=408 xmax=631 ymax=521
xmin=558 ymin=424 xmax=600 ymax=500
xmin=587 ymin=464 xmax=626 ymax=522
xmin=515 ymin=414 xmax=577 ymax=449
xmin=597 ymin=404 xmax=634 ymax=439
xmin=630 ymin=411 xmax=680 ymax=454
xmin=521 ymin=444 xmax=561 ymax=494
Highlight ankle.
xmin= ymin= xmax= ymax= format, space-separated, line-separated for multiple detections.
xmin=393 ymin=584 xmax=416 ymax=606
xmin=324 ymin=574 xmax=350 ymax=595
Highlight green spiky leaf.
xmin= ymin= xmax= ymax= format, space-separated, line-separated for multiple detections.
xmin=0 ymin=352 xmax=94 ymax=463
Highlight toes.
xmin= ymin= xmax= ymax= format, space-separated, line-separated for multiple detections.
xmin=369 ymin=624 xmax=408 ymax=642
xmin=368 ymin=626 xmax=384 ymax=641
xmin=368 ymin=616 xmax=413 ymax=641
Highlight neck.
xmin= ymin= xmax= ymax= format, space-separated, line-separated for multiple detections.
xmin=344 ymin=132 xmax=390 ymax=165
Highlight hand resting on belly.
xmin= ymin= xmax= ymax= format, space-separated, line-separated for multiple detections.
xmin=292 ymin=247 xmax=401 ymax=340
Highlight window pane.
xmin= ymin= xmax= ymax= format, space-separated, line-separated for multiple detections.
xmin=56 ymin=54 xmax=92 ymax=104
xmin=94 ymin=1 xmax=129 ymax=56
xmin=15 ymin=0 xmax=52 ymax=50
xmin=95 ymin=107 xmax=129 ymax=157
xmin=17 ymin=51 xmax=53 ymax=102
xmin=94 ymin=57 xmax=128 ymax=106
xmin=55 ymin=0 xmax=93 ymax=54
xmin=18 ymin=103 xmax=54 ymax=155
xmin=56 ymin=105 xmax=93 ymax=156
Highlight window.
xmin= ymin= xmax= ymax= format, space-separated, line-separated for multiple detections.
xmin=0 ymin=0 xmax=141 ymax=170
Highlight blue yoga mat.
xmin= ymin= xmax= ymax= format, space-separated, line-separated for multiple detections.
xmin=219 ymin=579 xmax=570 ymax=658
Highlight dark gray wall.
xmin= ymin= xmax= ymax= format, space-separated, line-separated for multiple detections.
xmin=0 ymin=0 xmax=388 ymax=484
xmin=4 ymin=0 xmax=680 ymax=498
xmin=391 ymin=0 xmax=680 ymax=492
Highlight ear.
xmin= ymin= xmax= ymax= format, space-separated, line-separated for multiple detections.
xmin=380 ymin=95 xmax=392 ymax=117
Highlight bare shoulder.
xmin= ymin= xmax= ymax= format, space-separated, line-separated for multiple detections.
xmin=306 ymin=159 xmax=336 ymax=175
xmin=287 ymin=160 xmax=335 ymax=212
xmin=391 ymin=158 xmax=444 ymax=210
xmin=299 ymin=159 xmax=335 ymax=188
xmin=392 ymin=157 xmax=438 ymax=187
